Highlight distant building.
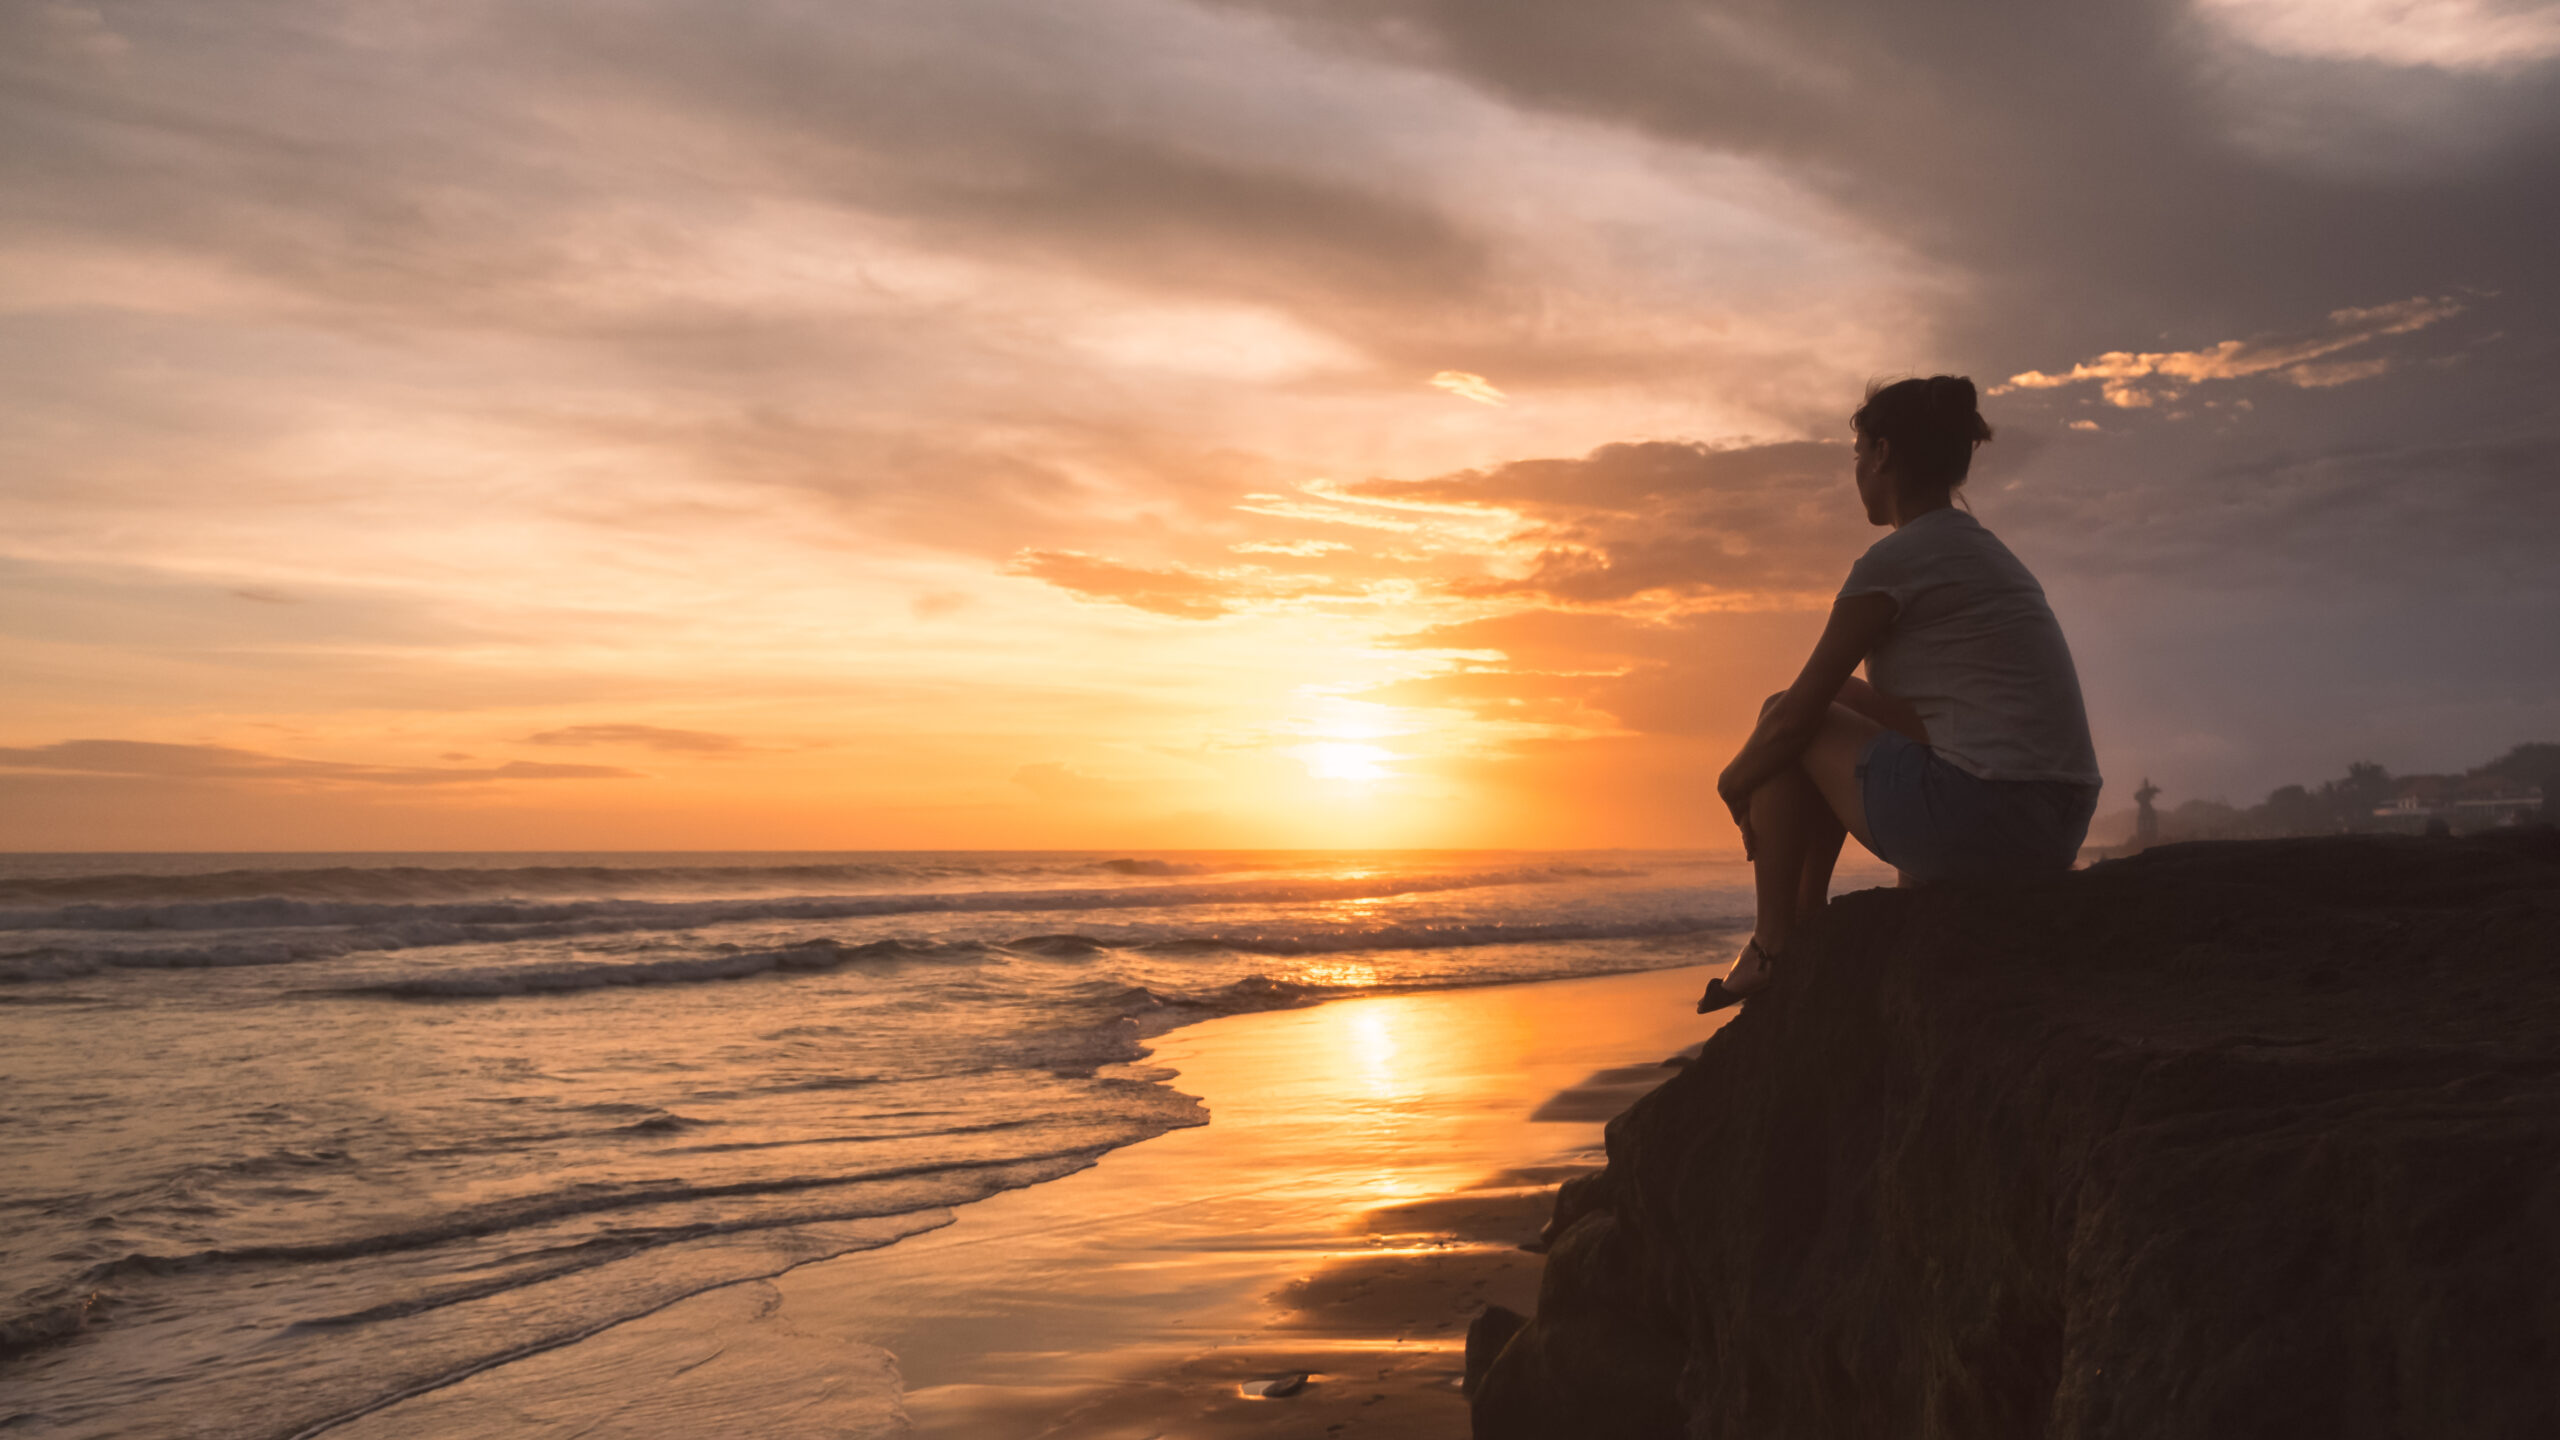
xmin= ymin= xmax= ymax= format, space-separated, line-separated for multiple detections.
xmin=2385 ymin=775 xmax=2452 ymax=812
xmin=2374 ymin=773 xmax=2542 ymax=830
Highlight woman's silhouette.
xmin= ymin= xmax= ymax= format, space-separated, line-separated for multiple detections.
xmin=1697 ymin=376 xmax=2101 ymax=1013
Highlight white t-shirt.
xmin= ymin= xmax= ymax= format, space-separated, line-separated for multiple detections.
xmin=1836 ymin=507 xmax=2102 ymax=786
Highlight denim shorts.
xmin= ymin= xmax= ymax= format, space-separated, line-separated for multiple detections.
xmin=1857 ymin=729 xmax=2099 ymax=882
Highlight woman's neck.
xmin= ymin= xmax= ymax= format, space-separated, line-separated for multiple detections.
xmin=1890 ymin=489 xmax=1954 ymax=529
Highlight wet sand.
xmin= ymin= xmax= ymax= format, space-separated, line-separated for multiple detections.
xmin=333 ymin=962 xmax=1726 ymax=1439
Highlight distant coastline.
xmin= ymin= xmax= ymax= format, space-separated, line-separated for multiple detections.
xmin=2087 ymin=741 xmax=2553 ymax=855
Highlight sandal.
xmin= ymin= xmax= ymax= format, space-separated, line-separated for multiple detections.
xmin=1695 ymin=938 xmax=1781 ymax=1014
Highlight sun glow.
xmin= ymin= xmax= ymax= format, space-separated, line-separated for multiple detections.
xmin=1279 ymin=696 xmax=1424 ymax=784
xmin=1294 ymin=741 xmax=1396 ymax=782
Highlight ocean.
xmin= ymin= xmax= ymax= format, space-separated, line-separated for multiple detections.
xmin=0 ymin=849 xmax=1798 ymax=1439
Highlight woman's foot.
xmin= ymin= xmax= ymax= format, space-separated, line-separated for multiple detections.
xmin=1723 ymin=935 xmax=1781 ymax=995
xmin=1695 ymin=937 xmax=1782 ymax=1013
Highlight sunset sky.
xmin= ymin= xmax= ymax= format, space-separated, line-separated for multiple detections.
xmin=5 ymin=0 xmax=2556 ymax=850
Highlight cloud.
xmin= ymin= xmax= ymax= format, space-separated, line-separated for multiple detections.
xmin=526 ymin=723 xmax=749 ymax=753
xmin=27 ymin=3 xmax=128 ymax=62
xmin=484 ymin=761 xmax=637 ymax=780
xmin=1993 ymin=432 xmax=2560 ymax=594
xmin=1228 ymin=0 xmax=2556 ymax=350
xmin=1368 ymin=607 xmax=1822 ymax=737
xmin=1998 ymin=296 xmax=2465 ymax=405
xmin=0 ymin=0 xmax=1496 ymax=341
xmin=1008 ymin=543 xmax=1396 ymax=618
xmin=1231 ymin=495 xmax=1424 ymax=534
xmin=1385 ymin=608 xmax=1692 ymax=668
xmin=1230 ymin=539 xmax=1351 ymax=556
xmin=1345 ymin=439 xmax=1839 ymax=511
xmin=0 ymin=0 xmax=1912 ymax=527
xmin=2284 ymin=358 xmax=2394 ymax=389
xmin=1343 ymin=439 xmax=1867 ymax=605
xmin=2192 ymin=0 xmax=2560 ymax=73
xmin=1430 ymin=370 xmax=1507 ymax=405
xmin=1009 ymin=549 xmax=1245 ymax=620
xmin=0 ymin=740 xmax=639 ymax=785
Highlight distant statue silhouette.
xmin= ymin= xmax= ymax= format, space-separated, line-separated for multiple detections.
xmin=1700 ymin=376 xmax=2103 ymax=1014
xmin=2134 ymin=778 xmax=2161 ymax=849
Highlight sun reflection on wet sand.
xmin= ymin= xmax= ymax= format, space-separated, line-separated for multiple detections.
xmin=1343 ymin=1008 xmax=1420 ymax=1201
xmin=1158 ymin=972 xmax=1717 ymax=1232
xmin=341 ymin=967 xmax=1731 ymax=1439
xmin=835 ymin=965 xmax=1725 ymax=1428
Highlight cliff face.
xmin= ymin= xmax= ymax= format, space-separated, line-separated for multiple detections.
xmin=1473 ymin=830 xmax=2560 ymax=1440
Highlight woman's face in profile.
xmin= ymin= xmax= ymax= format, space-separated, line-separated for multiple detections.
xmin=1852 ymin=429 xmax=1893 ymax=527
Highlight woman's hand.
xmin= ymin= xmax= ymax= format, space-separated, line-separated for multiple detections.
xmin=1719 ymin=593 xmax=1896 ymax=865
xmin=1717 ymin=765 xmax=1758 ymax=860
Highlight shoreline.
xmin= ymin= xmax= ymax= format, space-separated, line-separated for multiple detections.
xmin=330 ymin=962 xmax=1727 ymax=1439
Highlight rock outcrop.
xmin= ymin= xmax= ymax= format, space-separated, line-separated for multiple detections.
xmin=1473 ymin=830 xmax=2560 ymax=1439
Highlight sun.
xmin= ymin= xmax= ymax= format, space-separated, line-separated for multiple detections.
xmin=1295 ymin=742 xmax=1396 ymax=783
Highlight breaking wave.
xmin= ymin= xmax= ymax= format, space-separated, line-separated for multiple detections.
xmin=0 ymin=866 xmax=1655 ymax=981
xmin=325 ymin=916 xmax=1733 ymax=998
xmin=0 ymin=852 xmax=1562 ymax=907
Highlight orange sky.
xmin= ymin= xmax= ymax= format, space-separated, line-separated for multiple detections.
xmin=4 ymin=0 xmax=2555 ymax=850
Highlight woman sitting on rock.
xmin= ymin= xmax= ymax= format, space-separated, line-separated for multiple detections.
xmin=1697 ymin=376 xmax=2102 ymax=1013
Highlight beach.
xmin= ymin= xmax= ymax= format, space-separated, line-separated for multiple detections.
xmin=323 ymin=963 xmax=1726 ymax=1439
xmin=2 ymin=850 xmax=1798 ymax=1439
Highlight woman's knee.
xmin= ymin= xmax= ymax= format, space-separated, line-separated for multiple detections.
xmin=1745 ymin=761 xmax=1821 ymax=810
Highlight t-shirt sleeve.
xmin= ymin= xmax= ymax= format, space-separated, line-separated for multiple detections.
xmin=1836 ymin=534 xmax=1923 ymax=611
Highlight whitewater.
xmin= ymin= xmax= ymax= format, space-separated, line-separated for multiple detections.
xmin=0 ymin=849 xmax=1793 ymax=1439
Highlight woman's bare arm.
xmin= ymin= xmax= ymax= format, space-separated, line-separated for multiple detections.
xmin=1716 ymin=592 xmax=1898 ymax=842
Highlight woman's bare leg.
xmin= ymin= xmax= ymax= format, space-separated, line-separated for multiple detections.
xmin=1741 ymin=765 xmax=1827 ymax=968
xmin=1796 ymin=801 xmax=1847 ymax=921
xmin=1723 ymin=701 xmax=1885 ymax=993
xmin=1755 ymin=685 xmax=1902 ymax=924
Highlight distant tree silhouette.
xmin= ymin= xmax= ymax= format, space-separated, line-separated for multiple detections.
xmin=2259 ymin=783 xmax=2326 ymax=834
xmin=2125 ymin=745 xmax=2550 ymax=845
xmin=2330 ymin=761 xmax=2392 ymax=830
xmin=2474 ymin=743 xmax=2560 ymax=784
xmin=2470 ymin=744 xmax=2560 ymax=821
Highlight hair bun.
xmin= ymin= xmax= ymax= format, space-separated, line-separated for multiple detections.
xmin=1926 ymin=374 xmax=1992 ymax=443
